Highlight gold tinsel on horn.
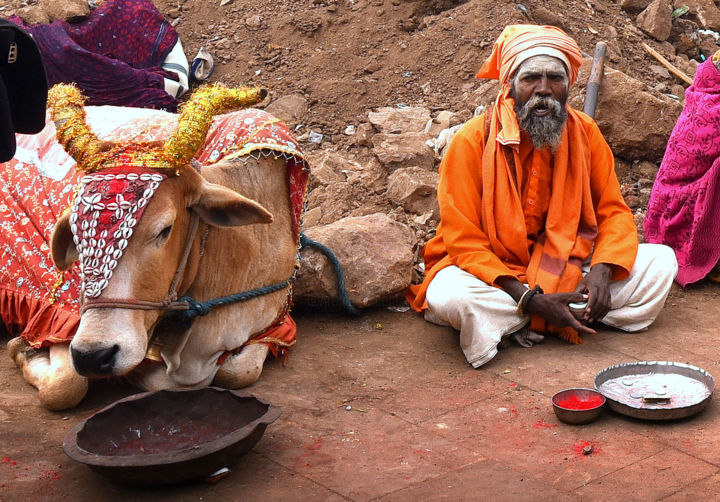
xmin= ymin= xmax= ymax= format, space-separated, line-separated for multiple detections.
xmin=48 ymin=84 xmax=106 ymax=172
xmin=164 ymin=83 xmax=267 ymax=166
xmin=47 ymin=82 xmax=267 ymax=173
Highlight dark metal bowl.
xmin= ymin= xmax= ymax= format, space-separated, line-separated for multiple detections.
xmin=63 ymin=387 xmax=281 ymax=486
xmin=552 ymin=388 xmax=606 ymax=425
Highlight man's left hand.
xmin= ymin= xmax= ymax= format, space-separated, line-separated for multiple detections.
xmin=574 ymin=263 xmax=613 ymax=322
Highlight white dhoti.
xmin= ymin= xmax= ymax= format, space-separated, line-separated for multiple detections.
xmin=424 ymin=243 xmax=678 ymax=368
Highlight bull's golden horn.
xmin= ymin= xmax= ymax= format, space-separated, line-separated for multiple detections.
xmin=47 ymin=84 xmax=106 ymax=172
xmin=164 ymin=83 xmax=267 ymax=166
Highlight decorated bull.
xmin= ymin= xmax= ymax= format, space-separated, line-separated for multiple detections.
xmin=2 ymin=83 xmax=309 ymax=410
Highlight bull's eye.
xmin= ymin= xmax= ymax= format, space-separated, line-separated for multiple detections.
xmin=157 ymin=225 xmax=172 ymax=241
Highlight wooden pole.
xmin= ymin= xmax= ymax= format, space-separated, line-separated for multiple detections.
xmin=642 ymin=43 xmax=693 ymax=86
xmin=583 ymin=41 xmax=607 ymax=119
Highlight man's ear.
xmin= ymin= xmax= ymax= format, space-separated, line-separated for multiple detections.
xmin=191 ymin=180 xmax=273 ymax=227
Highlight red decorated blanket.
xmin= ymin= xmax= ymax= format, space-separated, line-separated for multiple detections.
xmin=0 ymin=107 xmax=307 ymax=355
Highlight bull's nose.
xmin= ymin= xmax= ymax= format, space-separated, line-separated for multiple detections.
xmin=71 ymin=345 xmax=120 ymax=376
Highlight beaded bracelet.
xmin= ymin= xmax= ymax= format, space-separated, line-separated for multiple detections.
xmin=517 ymin=285 xmax=544 ymax=316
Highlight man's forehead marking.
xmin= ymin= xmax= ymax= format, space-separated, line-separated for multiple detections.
xmin=516 ymin=55 xmax=568 ymax=78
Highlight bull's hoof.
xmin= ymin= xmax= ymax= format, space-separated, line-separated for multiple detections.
xmin=7 ymin=337 xmax=32 ymax=367
xmin=38 ymin=371 xmax=88 ymax=411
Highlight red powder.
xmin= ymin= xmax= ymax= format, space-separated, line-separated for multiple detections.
xmin=534 ymin=419 xmax=557 ymax=429
xmin=556 ymin=394 xmax=603 ymax=410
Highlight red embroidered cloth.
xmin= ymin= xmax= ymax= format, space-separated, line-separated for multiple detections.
xmin=0 ymin=107 xmax=308 ymax=354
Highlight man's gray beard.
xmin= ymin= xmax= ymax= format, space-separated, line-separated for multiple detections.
xmin=514 ymin=95 xmax=568 ymax=152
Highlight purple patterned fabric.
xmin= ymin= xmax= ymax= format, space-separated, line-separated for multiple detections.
xmin=643 ymin=59 xmax=720 ymax=287
xmin=10 ymin=0 xmax=179 ymax=111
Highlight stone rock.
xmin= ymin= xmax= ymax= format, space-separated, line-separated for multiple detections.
xmin=570 ymin=61 xmax=682 ymax=161
xmin=15 ymin=6 xmax=51 ymax=24
xmin=639 ymin=187 xmax=652 ymax=207
xmin=669 ymin=84 xmax=686 ymax=102
xmin=344 ymin=156 xmax=387 ymax=194
xmin=424 ymin=110 xmax=453 ymax=138
xmin=636 ymin=0 xmax=672 ymax=42
xmin=302 ymin=206 xmax=322 ymax=227
xmin=245 ymin=15 xmax=263 ymax=29
xmin=467 ymin=80 xmax=501 ymax=109
xmin=368 ymin=106 xmax=431 ymax=134
xmin=682 ymin=0 xmax=720 ymax=30
xmin=305 ymin=182 xmax=353 ymax=225
xmin=635 ymin=210 xmax=646 ymax=243
xmin=698 ymin=36 xmax=720 ymax=61
xmin=634 ymin=161 xmax=660 ymax=180
xmin=352 ymin=122 xmax=375 ymax=147
xmin=624 ymin=194 xmax=642 ymax=208
xmin=263 ymin=94 xmax=308 ymax=126
xmin=41 ymin=0 xmax=89 ymax=22
xmin=649 ymin=64 xmax=671 ymax=79
xmin=530 ymin=5 xmax=570 ymax=32
xmin=386 ymin=167 xmax=439 ymax=216
xmin=295 ymin=213 xmax=415 ymax=308
xmin=620 ymin=0 xmax=653 ymax=12
xmin=305 ymin=150 xmax=349 ymax=189
xmin=372 ymin=132 xmax=436 ymax=171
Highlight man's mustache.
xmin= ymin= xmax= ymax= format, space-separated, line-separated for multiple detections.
xmin=517 ymin=95 xmax=564 ymax=119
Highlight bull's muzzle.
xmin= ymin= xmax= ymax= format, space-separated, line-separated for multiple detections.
xmin=71 ymin=344 xmax=120 ymax=376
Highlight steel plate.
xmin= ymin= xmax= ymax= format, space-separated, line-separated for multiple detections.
xmin=594 ymin=361 xmax=715 ymax=420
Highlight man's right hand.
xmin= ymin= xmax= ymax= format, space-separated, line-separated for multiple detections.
xmin=525 ymin=292 xmax=597 ymax=335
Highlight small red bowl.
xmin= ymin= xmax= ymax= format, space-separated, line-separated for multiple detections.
xmin=552 ymin=388 xmax=606 ymax=425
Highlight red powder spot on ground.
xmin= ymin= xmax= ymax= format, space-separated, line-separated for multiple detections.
xmin=305 ymin=463 xmax=311 ymax=467
xmin=509 ymin=382 xmax=517 ymax=387
xmin=510 ymin=406 xmax=518 ymax=414
xmin=10 ymin=462 xmax=16 ymax=466
xmin=305 ymin=438 xmax=323 ymax=451
xmin=0 ymin=483 xmax=5 ymax=488
xmin=41 ymin=470 xmax=61 ymax=481
xmin=2 ymin=457 xmax=9 ymax=463
xmin=533 ymin=419 xmax=557 ymax=429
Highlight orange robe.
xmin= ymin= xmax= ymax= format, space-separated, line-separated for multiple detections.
xmin=407 ymin=107 xmax=638 ymax=343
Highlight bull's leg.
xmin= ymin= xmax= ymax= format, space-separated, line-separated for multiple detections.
xmin=213 ymin=343 xmax=270 ymax=389
xmin=7 ymin=337 xmax=88 ymax=410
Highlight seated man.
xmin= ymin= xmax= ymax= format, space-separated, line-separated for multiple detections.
xmin=643 ymin=51 xmax=720 ymax=287
xmin=407 ymin=24 xmax=677 ymax=368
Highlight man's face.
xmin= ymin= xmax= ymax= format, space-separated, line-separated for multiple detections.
xmin=510 ymin=55 xmax=570 ymax=151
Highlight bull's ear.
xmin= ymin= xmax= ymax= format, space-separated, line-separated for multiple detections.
xmin=192 ymin=181 xmax=273 ymax=227
xmin=51 ymin=211 xmax=79 ymax=271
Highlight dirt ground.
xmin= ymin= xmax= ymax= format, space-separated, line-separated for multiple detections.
xmin=2 ymin=281 xmax=720 ymax=502
xmin=3 ymin=0 xmax=720 ymax=500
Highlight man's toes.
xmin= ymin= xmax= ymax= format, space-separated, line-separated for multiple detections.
xmin=512 ymin=332 xmax=534 ymax=348
xmin=526 ymin=331 xmax=545 ymax=344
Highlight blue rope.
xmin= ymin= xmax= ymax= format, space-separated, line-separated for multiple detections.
xmin=171 ymin=231 xmax=361 ymax=321
xmin=175 ymin=279 xmax=291 ymax=321
xmin=299 ymin=232 xmax=361 ymax=316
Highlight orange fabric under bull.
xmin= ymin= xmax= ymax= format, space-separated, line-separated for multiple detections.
xmin=407 ymin=25 xmax=638 ymax=343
